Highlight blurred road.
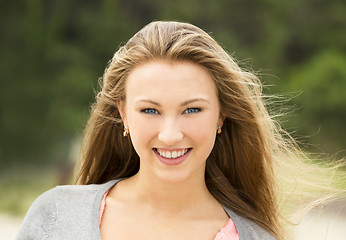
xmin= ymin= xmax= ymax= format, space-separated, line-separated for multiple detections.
xmin=2 ymin=200 xmax=346 ymax=240
xmin=293 ymin=199 xmax=346 ymax=240
xmin=0 ymin=214 xmax=22 ymax=240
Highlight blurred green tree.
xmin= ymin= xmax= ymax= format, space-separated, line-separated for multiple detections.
xmin=1 ymin=0 xmax=345 ymax=171
xmin=284 ymin=51 xmax=346 ymax=153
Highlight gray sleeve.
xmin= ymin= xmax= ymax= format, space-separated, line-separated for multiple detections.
xmin=237 ymin=216 xmax=276 ymax=240
xmin=16 ymin=188 xmax=58 ymax=240
xmin=223 ymin=206 xmax=276 ymax=239
xmin=244 ymin=220 xmax=276 ymax=240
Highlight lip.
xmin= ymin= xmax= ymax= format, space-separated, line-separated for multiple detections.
xmin=153 ymin=148 xmax=192 ymax=166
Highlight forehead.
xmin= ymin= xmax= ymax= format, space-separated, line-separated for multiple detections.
xmin=125 ymin=60 xmax=217 ymax=102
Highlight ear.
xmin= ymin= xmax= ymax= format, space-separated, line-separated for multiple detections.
xmin=116 ymin=100 xmax=127 ymax=124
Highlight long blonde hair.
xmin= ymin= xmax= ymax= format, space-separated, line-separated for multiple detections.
xmin=76 ymin=21 xmax=302 ymax=239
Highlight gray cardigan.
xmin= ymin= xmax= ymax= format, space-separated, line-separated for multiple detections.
xmin=16 ymin=179 xmax=275 ymax=240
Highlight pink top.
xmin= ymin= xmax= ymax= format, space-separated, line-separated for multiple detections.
xmin=99 ymin=190 xmax=239 ymax=240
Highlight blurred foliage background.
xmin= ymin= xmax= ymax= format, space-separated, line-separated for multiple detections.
xmin=1 ymin=0 xmax=345 ymax=216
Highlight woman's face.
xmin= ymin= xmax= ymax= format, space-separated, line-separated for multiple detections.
xmin=118 ymin=60 xmax=222 ymax=183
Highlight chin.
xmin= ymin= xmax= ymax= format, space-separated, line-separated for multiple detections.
xmin=153 ymin=167 xmax=205 ymax=185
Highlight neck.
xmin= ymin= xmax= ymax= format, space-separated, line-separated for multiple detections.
xmin=126 ymin=171 xmax=214 ymax=214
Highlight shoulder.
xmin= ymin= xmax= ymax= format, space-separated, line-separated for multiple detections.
xmin=50 ymin=180 xmax=118 ymax=201
xmin=236 ymin=216 xmax=276 ymax=240
xmin=16 ymin=187 xmax=58 ymax=240
xmin=16 ymin=180 xmax=119 ymax=240
xmin=21 ymin=180 xmax=117 ymax=213
xmin=223 ymin=207 xmax=276 ymax=240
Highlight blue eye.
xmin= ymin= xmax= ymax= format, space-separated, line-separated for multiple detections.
xmin=184 ymin=108 xmax=201 ymax=114
xmin=141 ymin=108 xmax=159 ymax=115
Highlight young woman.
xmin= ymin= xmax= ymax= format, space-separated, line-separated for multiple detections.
xmin=17 ymin=21 xmax=284 ymax=239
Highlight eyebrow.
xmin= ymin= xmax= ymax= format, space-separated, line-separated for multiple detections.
xmin=136 ymin=97 xmax=210 ymax=107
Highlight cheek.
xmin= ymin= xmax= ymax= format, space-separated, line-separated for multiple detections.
xmin=182 ymin=113 xmax=218 ymax=147
xmin=127 ymin=114 xmax=158 ymax=156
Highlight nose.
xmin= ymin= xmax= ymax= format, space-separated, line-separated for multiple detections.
xmin=157 ymin=118 xmax=184 ymax=145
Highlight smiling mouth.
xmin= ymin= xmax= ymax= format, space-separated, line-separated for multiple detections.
xmin=154 ymin=148 xmax=191 ymax=159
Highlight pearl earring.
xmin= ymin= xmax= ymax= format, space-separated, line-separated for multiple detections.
xmin=217 ymin=126 xmax=222 ymax=134
xmin=123 ymin=126 xmax=129 ymax=137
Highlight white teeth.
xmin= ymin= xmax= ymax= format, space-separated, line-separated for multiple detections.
xmin=156 ymin=149 xmax=189 ymax=159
